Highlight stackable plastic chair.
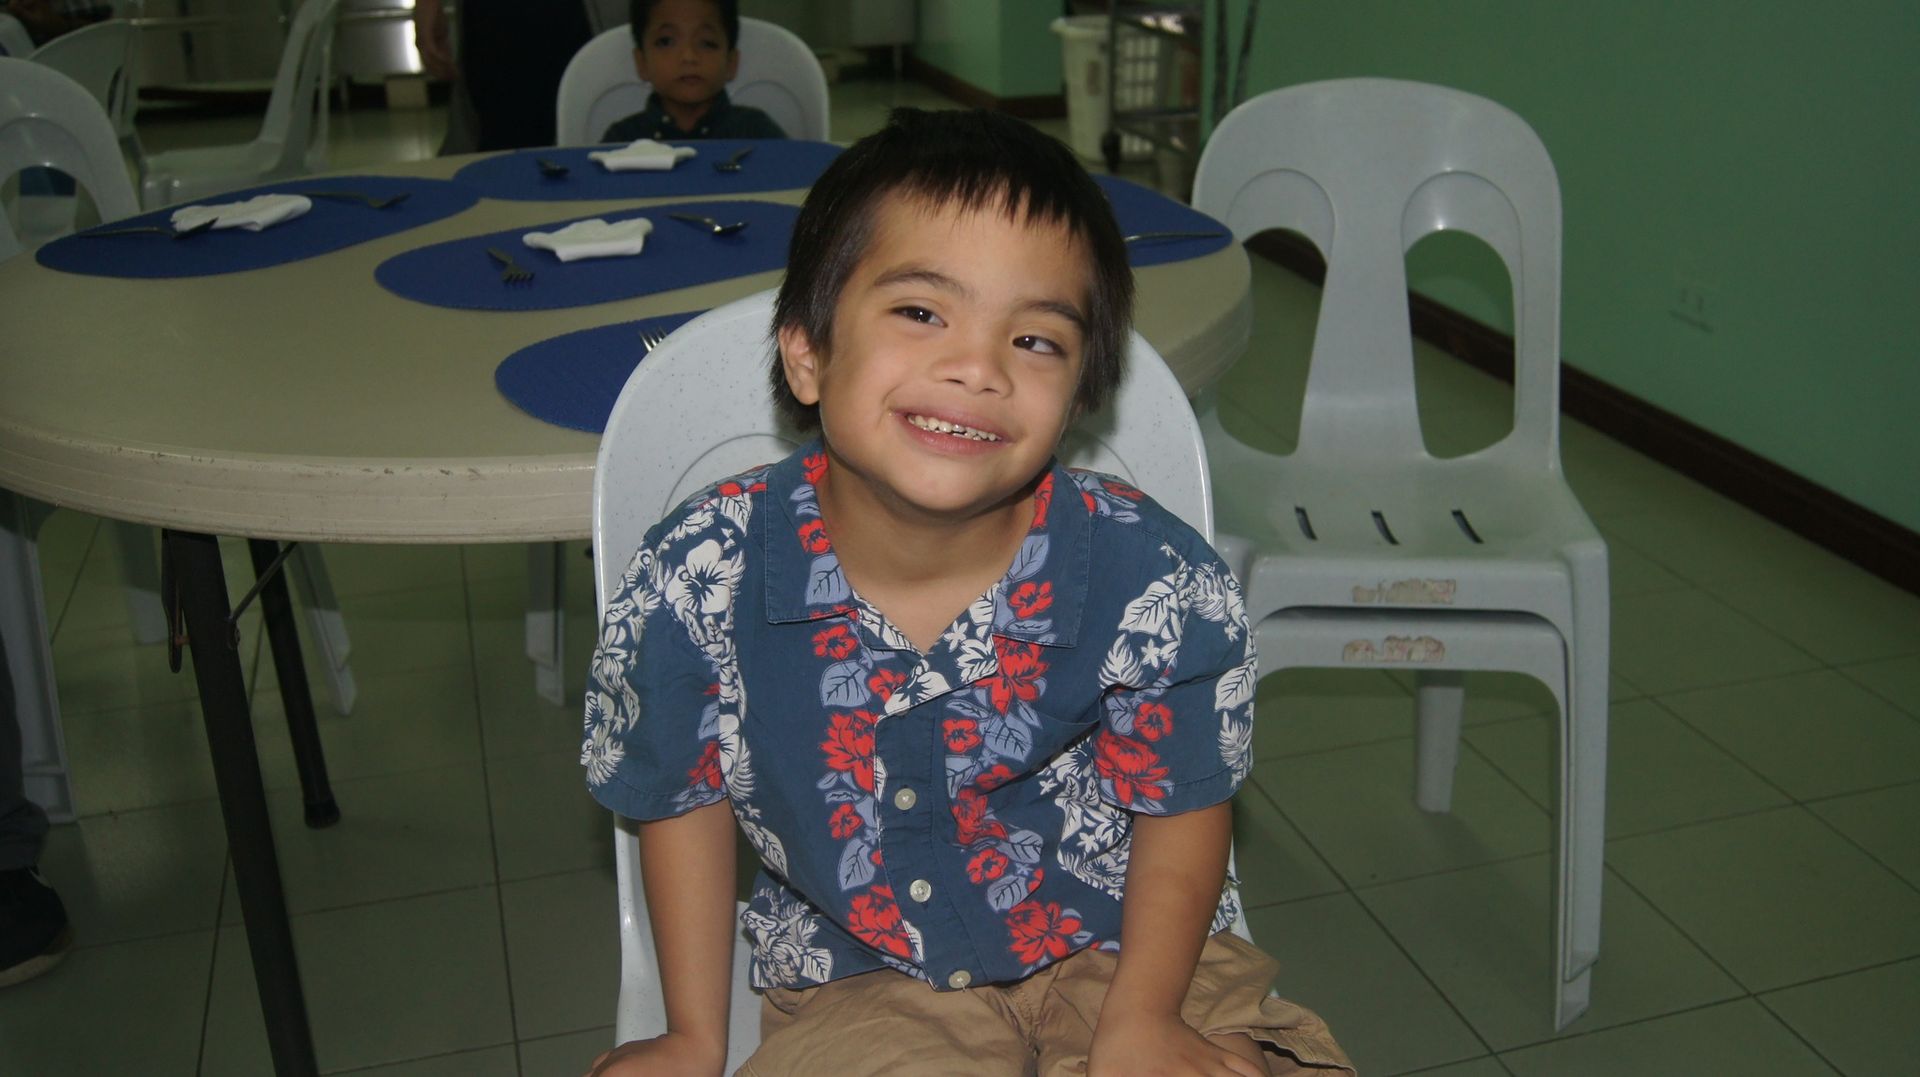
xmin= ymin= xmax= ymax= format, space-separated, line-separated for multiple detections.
xmin=1191 ymin=77 xmax=1609 ymax=1029
xmin=554 ymin=17 xmax=829 ymax=145
xmin=0 ymin=15 xmax=31 ymax=58
xmin=139 ymin=0 xmax=340 ymax=209
xmin=592 ymin=288 xmax=1245 ymax=1067
xmin=13 ymin=20 xmax=137 ymax=241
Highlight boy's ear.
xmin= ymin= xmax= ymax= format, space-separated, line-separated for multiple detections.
xmin=724 ymin=48 xmax=740 ymax=84
xmin=776 ymin=323 xmax=823 ymax=406
xmin=631 ymin=47 xmax=650 ymax=82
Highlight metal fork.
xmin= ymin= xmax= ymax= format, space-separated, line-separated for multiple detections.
xmin=535 ymin=157 xmax=571 ymax=178
xmin=486 ymin=246 xmax=534 ymax=285
xmin=1122 ymin=229 xmax=1228 ymax=243
xmin=713 ymin=146 xmax=753 ymax=172
xmin=638 ymin=327 xmax=666 ymax=353
xmin=80 ymin=217 xmax=219 ymax=240
xmin=296 ymin=190 xmax=411 ymax=209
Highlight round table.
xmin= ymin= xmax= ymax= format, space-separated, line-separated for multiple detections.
xmin=0 ymin=152 xmax=1249 ymax=1076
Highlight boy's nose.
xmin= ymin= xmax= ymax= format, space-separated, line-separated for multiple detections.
xmin=935 ymin=337 xmax=1014 ymax=395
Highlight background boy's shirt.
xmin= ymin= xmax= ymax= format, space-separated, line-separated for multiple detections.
xmin=601 ymin=89 xmax=788 ymax=142
xmin=584 ymin=443 xmax=1255 ymax=992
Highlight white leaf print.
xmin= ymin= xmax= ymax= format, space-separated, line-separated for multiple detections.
xmin=1099 ymin=635 xmax=1144 ymax=688
xmin=1118 ymin=578 xmax=1180 ymax=638
xmin=1214 ymin=658 xmax=1256 ymax=712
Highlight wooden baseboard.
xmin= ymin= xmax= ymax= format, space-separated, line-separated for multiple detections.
xmin=1247 ymin=230 xmax=1920 ymax=597
xmin=902 ymin=52 xmax=1067 ymax=119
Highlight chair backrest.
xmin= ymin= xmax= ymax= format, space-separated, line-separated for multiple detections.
xmin=26 ymin=20 xmax=137 ymax=136
xmin=258 ymin=0 xmax=340 ymax=173
xmin=556 ymin=17 xmax=830 ymax=146
xmin=1193 ymin=78 xmax=1563 ymax=469
xmin=594 ymin=289 xmax=1212 ymax=612
xmin=0 ymin=57 xmax=139 ymax=258
xmin=0 ymin=14 xmax=34 ymax=58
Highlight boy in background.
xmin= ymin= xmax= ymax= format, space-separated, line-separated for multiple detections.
xmin=582 ymin=109 xmax=1349 ymax=1076
xmin=602 ymin=0 xmax=785 ymax=142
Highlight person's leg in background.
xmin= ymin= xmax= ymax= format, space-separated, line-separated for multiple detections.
xmin=0 ymin=629 xmax=69 ymax=988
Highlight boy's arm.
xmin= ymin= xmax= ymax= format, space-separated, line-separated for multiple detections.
xmin=585 ymin=800 xmax=737 ymax=1077
xmin=1088 ymin=801 xmax=1264 ymax=1077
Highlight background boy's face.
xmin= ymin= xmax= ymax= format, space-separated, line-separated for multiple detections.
xmin=633 ymin=0 xmax=738 ymax=111
xmin=779 ymin=194 xmax=1092 ymax=523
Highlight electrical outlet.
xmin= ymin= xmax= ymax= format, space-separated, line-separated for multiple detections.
xmin=1670 ymin=277 xmax=1715 ymax=332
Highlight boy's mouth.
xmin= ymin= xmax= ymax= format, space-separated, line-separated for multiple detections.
xmin=904 ymin=413 xmax=1002 ymax=442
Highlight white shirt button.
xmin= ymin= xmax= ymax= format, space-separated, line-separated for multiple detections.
xmin=908 ymin=878 xmax=933 ymax=903
xmin=947 ymin=969 xmax=972 ymax=989
xmin=892 ymin=787 xmax=918 ymax=810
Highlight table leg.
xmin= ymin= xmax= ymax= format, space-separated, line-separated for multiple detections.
xmin=165 ymin=529 xmax=318 ymax=1077
xmin=249 ymin=540 xmax=340 ymax=829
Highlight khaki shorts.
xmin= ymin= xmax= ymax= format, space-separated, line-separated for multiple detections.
xmin=738 ymin=931 xmax=1355 ymax=1075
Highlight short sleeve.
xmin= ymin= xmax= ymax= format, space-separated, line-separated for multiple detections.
xmin=1091 ymin=552 xmax=1255 ymax=815
xmin=580 ymin=528 xmax=732 ymax=821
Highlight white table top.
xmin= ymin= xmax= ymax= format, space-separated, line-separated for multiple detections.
xmin=0 ymin=154 xmax=1250 ymax=543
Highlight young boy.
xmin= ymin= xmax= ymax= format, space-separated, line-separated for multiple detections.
xmin=601 ymin=0 xmax=786 ymax=143
xmin=581 ymin=109 xmax=1351 ymax=1075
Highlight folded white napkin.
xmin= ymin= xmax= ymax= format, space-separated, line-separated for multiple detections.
xmin=588 ymin=139 xmax=697 ymax=172
xmin=169 ymin=194 xmax=312 ymax=232
xmin=522 ymin=217 xmax=655 ymax=262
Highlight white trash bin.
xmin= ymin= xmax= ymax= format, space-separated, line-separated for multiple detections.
xmin=1050 ymin=15 xmax=1161 ymax=163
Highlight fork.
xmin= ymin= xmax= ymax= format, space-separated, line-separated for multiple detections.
xmin=1122 ymin=230 xmax=1228 ymax=243
xmin=713 ymin=146 xmax=753 ymax=172
xmin=80 ymin=217 xmax=219 ymax=240
xmin=296 ymin=190 xmax=411 ymax=209
xmin=667 ymin=212 xmax=749 ymax=237
xmin=535 ymin=157 xmax=571 ymax=178
xmin=486 ymin=246 xmax=534 ymax=285
xmin=638 ymin=327 xmax=666 ymax=353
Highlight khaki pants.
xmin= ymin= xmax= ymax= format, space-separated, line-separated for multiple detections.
xmin=739 ymin=932 xmax=1355 ymax=1075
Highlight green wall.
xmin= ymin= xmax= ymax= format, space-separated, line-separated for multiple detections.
xmin=1212 ymin=1 xmax=1920 ymax=531
xmin=915 ymin=0 xmax=1063 ymax=98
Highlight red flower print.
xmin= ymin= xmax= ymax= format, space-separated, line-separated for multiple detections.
xmin=951 ymin=788 xmax=1008 ymax=844
xmin=1082 ymin=491 xmax=1098 ymax=513
xmin=803 ymin=451 xmax=828 ymax=484
xmin=1007 ymin=900 xmax=1082 ymax=965
xmin=1094 ymin=730 xmax=1169 ymax=805
xmin=848 ymin=885 xmax=913 ymax=958
xmin=973 ymin=763 xmax=1017 ymax=792
xmin=828 ymin=802 xmax=864 ymax=839
xmin=1030 ymin=472 xmax=1054 ymax=529
xmin=943 ymin=717 xmax=982 ymax=754
xmin=797 ymin=518 xmax=830 ymax=554
xmin=821 ymin=710 xmax=877 ymax=792
xmin=983 ymin=640 xmax=1047 ymax=713
xmin=967 ymin=847 xmax=1009 ymax=883
xmin=812 ymin=622 xmax=858 ymax=660
xmin=868 ymin=667 xmax=907 ymax=702
xmin=1101 ymin=479 xmax=1145 ymax=501
xmin=1134 ymin=701 xmax=1173 ymax=741
xmin=687 ymin=740 xmax=722 ymax=790
xmin=1008 ymin=580 xmax=1054 ymax=619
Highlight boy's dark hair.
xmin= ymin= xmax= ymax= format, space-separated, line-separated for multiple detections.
xmin=630 ymin=0 xmax=740 ymax=50
xmin=770 ymin=108 xmax=1133 ymax=431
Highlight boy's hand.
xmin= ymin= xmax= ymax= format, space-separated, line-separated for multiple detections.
xmin=1088 ymin=1011 xmax=1267 ymax=1077
xmin=582 ymin=1031 xmax=726 ymax=1077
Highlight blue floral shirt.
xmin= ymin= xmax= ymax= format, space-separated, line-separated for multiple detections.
xmin=582 ymin=443 xmax=1255 ymax=992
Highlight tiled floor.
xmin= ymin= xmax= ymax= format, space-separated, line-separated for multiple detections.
xmin=9 ymin=77 xmax=1920 ymax=1075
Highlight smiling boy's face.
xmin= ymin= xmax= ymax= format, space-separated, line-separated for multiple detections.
xmin=633 ymin=0 xmax=737 ymax=114
xmin=778 ymin=193 xmax=1092 ymax=527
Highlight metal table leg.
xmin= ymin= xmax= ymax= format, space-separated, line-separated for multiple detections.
xmin=248 ymin=539 xmax=340 ymax=829
xmin=164 ymin=529 xmax=318 ymax=1077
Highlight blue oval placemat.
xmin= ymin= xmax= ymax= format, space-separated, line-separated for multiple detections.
xmin=1094 ymin=174 xmax=1234 ymax=268
xmin=375 ymin=199 xmax=799 ymax=312
xmin=35 ymin=176 xmax=481 ymax=279
xmin=451 ymin=139 xmax=842 ymax=202
xmin=495 ymin=310 xmax=707 ymax=432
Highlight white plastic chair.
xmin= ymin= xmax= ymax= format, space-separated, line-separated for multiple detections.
xmin=592 ymin=289 xmax=1247 ymax=1067
xmin=13 ymin=20 xmax=136 ymax=242
xmin=1191 ymin=78 xmax=1608 ymax=1029
xmin=138 ymin=0 xmax=340 ymax=209
xmin=0 ymin=15 xmax=31 ymax=58
xmin=554 ymin=17 xmax=829 ymax=146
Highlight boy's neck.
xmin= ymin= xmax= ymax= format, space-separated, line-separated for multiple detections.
xmin=658 ymin=95 xmax=718 ymax=133
xmin=815 ymin=464 xmax=1041 ymax=653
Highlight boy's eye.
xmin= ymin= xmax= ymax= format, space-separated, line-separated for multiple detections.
xmin=894 ymin=306 xmax=944 ymax=326
xmin=1015 ymin=334 xmax=1064 ymax=356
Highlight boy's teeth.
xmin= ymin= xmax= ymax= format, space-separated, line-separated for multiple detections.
xmin=907 ymin=414 xmax=1000 ymax=441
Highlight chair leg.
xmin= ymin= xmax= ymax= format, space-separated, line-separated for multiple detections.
xmin=0 ymin=491 xmax=75 ymax=823
xmin=287 ymin=546 xmax=356 ymax=716
xmin=1413 ymin=670 xmax=1465 ymax=812
xmin=113 ymin=521 xmax=169 ymax=645
xmin=526 ymin=542 xmax=566 ymax=706
xmin=1554 ymin=605 xmax=1610 ymax=1029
